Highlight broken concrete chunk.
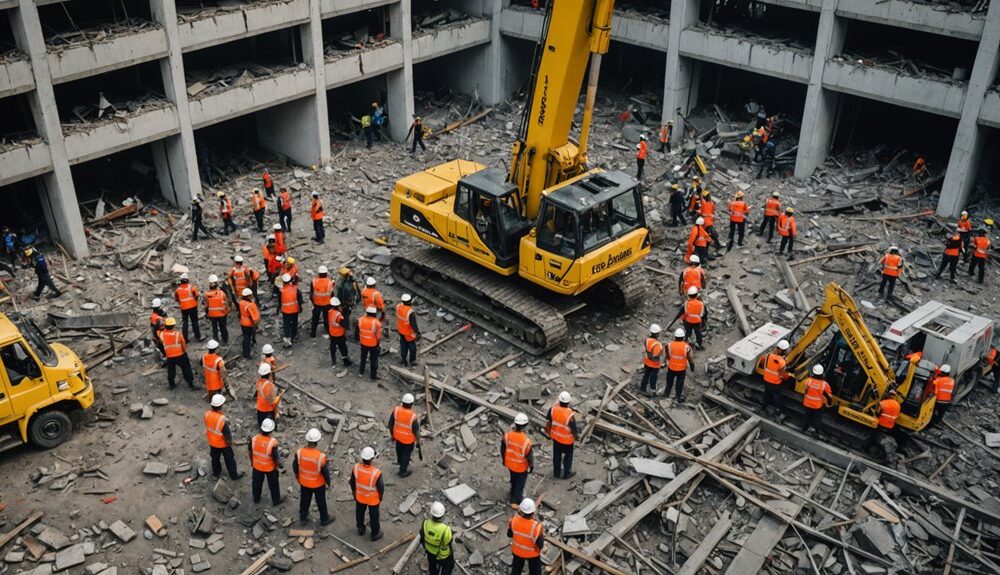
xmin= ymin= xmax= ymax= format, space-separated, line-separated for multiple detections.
xmin=108 ymin=520 xmax=136 ymax=543
xmin=212 ymin=478 xmax=234 ymax=503
xmin=629 ymin=458 xmax=676 ymax=479
xmin=442 ymin=483 xmax=476 ymax=505
xmin=54 ymin=544 xmax=86 ymax=571
xmin=37 ymin=526 xmax=71 ymax=550
xmin=142 ymin=462 xmax=169 ymax=476
xmin=852 ymin=517 xmax=895 ymax=556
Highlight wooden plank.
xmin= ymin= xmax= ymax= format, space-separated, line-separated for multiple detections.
xmin=419 ymin=323 xmax=472 ymax=354
xmin=546 ymin=536 xmax=630 ymax=575
xmin=676 ymin=511 xmax=733 ymax=575
xmin=726 ymin=284 xmax=752 ymax=336
xmin=789 ymin=246 xmax=872 ymax=267
xmin=942 ymin=507 xmax=966 ymax=575
xmin=390 ymin=536 xmax=421 ymax=574
xmin=239 ymin=547 xmax=275 ymax=575
xmin=460 ymin=351 xmax=522 ymax=384
xmin=330 ymin=533 xmax=414 ymax=573
xmin=276 ymin=376 xmax=344 ymax=414
xmin=775 ymin=256 xmax=811 ymax=310
xmin=0 ymin=510 xmax=43 ymax=549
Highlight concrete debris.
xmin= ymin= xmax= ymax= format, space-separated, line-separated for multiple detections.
xmin=442 ymin=484 xmax=476 ymax=506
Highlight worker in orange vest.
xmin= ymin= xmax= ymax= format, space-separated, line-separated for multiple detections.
xmin=502 ymin=413 xmax=534 ymax=506
xmin=255 ymin=362 xmax=281 ymax=426
xmin=388 ymin=393 xmax=421 ymax=477
xmin=686 ymin=177 xmax=702 ymax=218
xmin=262 ymin=168 xmax=275 ymax=199
xmin=672 ymin=286 xmax=706 ymax=349
xmin=361 ymin=276 xmax=386 ymax=320
xmin=282 ymin=256 xmax=300 ymax=286
xmin=777 ymin=207 xmax=797 ymax=259
xmin=685 ymin=217 xmax=712 ymax=264
xmin=878 ymin=247 xmax=904 ymax=299
xmin=239 ymin=288 xmax=260 ymax=359
xmin=929 ymin=364 xmax=955 ymax=425
xmin=396 ymin=293 xmax=421 ymax=367
xmin=262 ymin=235 xmax=281 ymax=286
xmin=273 ymin=224 xmax=287 ymax=256
xmin=310 ymin=191 xmax=325 ymax=244
xmin=202 ymin=339 xmax=227 ymax=400
xmin=279 ymin=273 xmax=302 ymax=346
xmin=327 ymin=298 xmax=353 ymax=367
xmin=261 ymin=344 xmax=278 ymax=373
xmin=664 ymin=328 xmax=695 ymax=403
xmin=251 ymin=188 xmax=266 ymax=232
xmin=640 ymin=323 xmax=664 ymax=394
xmin=659 ymin=122 xmax=673 ymax=153
xmin=935 ymin=229 xmax=964 ymax=281
xmin=205 ymin=394 xmax=241 ymax=479
xmin=727 ymin=190 xmax=749 ymax=250
xmin=174 ymin=273 xmax=202 ymax=342
xmin=761 ymin=340 xmax=789 ymax=412
xmin=969 ymin=229 xmax=990 ymax=284
xmin=758 ymin=191 xmax=781 ymax=241
xmin=545 ymin=392 xmax=578 ymax=479
xmin=149 ymin=298 xmax=167 ymax=358
xmin=350 ymin=446 xmax=384 ymax=540
xmin=249 ymin=418 xmax=282 ymax=506
xmin=357 ymin=307 xmax=383 ymax=380
xmin=912 ymin=156 xmax=927 ymax=180
xmin=160 ymin=318 xmax=194 ymax=389
xmin=508 ymin=498 xmax=544 ymax=575
xmin=296 ymin=428 xmax=333 ymax=526
xmin=635 ymin=134 xmax=648 ymax=180
xmin=229 ymin=255 xmax=260 ymax=306
xmin=278 ymin=187 xmax=293 ymax=232
xmin=957 ymin=211 xmax=973 ymax=259
xmin=876 ymin=390 xmax=901 ymax=431
xmin=985 ymin=347 xmax=1000 ymax=393
xmin=191 ymin=197 xmax=211 ymax=241
xmin=337 ymin=267 xmax=362 ymax=336
xmin=309 ymin=266 xmax=334 ymax=338
xmin=801 ymin=365 xmax=832 ymax=433
xmin=218 ymin=191 xmax=236 ymax=235
xmin=678 ymin=255 xmax=705 ymax=296
xmin=204 ymin=275 xmax=230 ymax=344
xmin=699 ymin=191 xmax=720 ymax=255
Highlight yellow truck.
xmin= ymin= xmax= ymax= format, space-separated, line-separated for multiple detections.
xmin=0 ymin=312 xmax=94 ymax=452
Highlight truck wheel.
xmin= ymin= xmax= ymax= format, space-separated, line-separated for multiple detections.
xmin=28 ymin=411 xmax=73 ymax=449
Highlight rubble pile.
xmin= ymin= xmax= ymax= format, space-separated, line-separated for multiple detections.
xmin=186 ymin=62 xmax=309 ymax=99
xmin=44 ymin=20 xmax=162 ymax=52
xmin=175 ymin=0 xmax=298 ymax=23
xmin=62 ymin=94 xmax=173 ymax=133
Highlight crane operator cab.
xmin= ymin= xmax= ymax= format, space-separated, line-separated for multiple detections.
xmin=454 ymin=168 xmax=532 ymax=267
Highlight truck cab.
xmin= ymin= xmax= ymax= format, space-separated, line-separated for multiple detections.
xmin=0 ymin=312 xmax=94 ymax=452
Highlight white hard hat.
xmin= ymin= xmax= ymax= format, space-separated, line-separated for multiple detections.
xmin=261 ymin=418 xmax=275 ymax=433
xmin=366 ymin=306 xmax=377 ymax=314
xmin=281 ymin=273 xmax=292 ymax=283
xmin=777 ymin=340 xmax=790 ymax=351
xmin=650 ymin=323 xmax=662 ymax=334
xmin=258 ymin=363 xmax=272 ymax=376
xmin=273 ymin=224 xmax=282 ymax=230
xmin=888 ymin=246 xmax=899 ymax=252
xmin=262 ymin=344 xmax=274 ymax=354
xmin=234 ymin=255 xmax=244 ymax=263
xmin=430 ymin=501 xmax=446 ymax=519
xmin=366 ymin=276 xmax=377 ymax=286
xmin=208 ymin=274 xmax=219 ymax=283
xmin=961 ymin=211 xmax=968 ymax=216
xmin=812 ymin=365 xmax=824 ymax=376
xmin=519 ymin=498 xmax=536 ymax=514
xmin=514 ymin=413 xmax=529 ymax=426
xmin=940 ymin=364 xmax=951 ymax=374
xmin=311 ymin=191 xmax=319 ymax=197
xmin=696 ymin=217 xmax=705 ymax=225
xmin=318 ymin=265 xmax=328 ymax=274
xmin=689 ymin=255 xmax=700 ymax=264
xmin=687 ymin=286 xmax=699 ymax=295
xmin=267 ymin=234 xmax=276 ymax=240
xmin=306 ymin=428 xmax=322 ymax=443
xmin=402 ymin=393 xmax=415 ymax=404
xmin=151 ymin=298 xmax=162 ymax=308
xmin=241 ymin=288 xmax=253 ymax=297
xmin=331 ymin=297 xmax=341 ymax=306
xmin=207 ymin=339 xmax=219 ymax=350
xmin=361 ymin=446 xmax=375 ymax=460
xmin=674 ymin=328 xmax=686 ymax=338
xmin=401 ymin=293 xmax=412 ymax=303
xmin=558 ymin=391 xmax=571 ymax=404
xmin=210 ymin=394 xmax=226 ymax=407
xmin=180 ymin=273 xmax=189 ymax=280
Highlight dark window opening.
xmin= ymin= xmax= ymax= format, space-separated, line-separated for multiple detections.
xmin=37 ymin=0 xmax=153 ymax=45
xmin=52 ymin=61 xmax=167 ymax=129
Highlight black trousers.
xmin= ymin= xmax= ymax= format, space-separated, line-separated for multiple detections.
xmin=282 ymin=313 xmax=299 ymax=340
xmin=252 ymin=469 xmax=280 ymax=505
xmin=313 ymin=220 xmax=325 ymax=243
xmin=758 ymin=216 xmax=776 ymax=240
xmin=264 ymin=184 xmax=275 ymax=199
xmin=355 ymin=502 xmax=380 ymax=534
xmin=779 ymin=234 xmax=794 ymax=256
xmin=664 ymin=369 xmax=686 ymax=400
xmin=257 ymin=410 xmax=275 ymax=427
xmin=640 ymin=366 xmax=660 ymax=392
xmin=659 ymin=140 xmax=671 ymax=153
xmin=342 ymin=307 xmax=354 ymax=337
xmin=181 ymin=308 xmax=202 ymax=341
xmin=166 ymin=354 xmax=194 ymax=388
xmin=511 ymin=556 xmax=542 ymax=575
xmin=395 ymin=441 xmax=414 ymax=473
xmin=241 ymin=326 xmax=255 ymax=359
xmin=636 ymin=158 xmax=645 ymax=180
xmin=683 ymin=321 xmax=704 ymax=348
xmin=192 ymin=217 xmax=211 ymax=240
xmin=254 ymin=209 xmax=265 ymax=231
xmin=508 ymin=470 xmax=528 ymax=504
xmin=279 ymin=209 xmax=292 ymax=232
xmin=694 ymin=245 xmax=709 ymax=264
xmin=552 ymin=442 xmax=573 ymax=477
xmin=310 ymin=304 xmax=330 ymax=337
xmin=400 ymin=335 xmax=417 ymax=364
xmin=959 ymin=232 xmax=970 ymax=258
xmin=427 ymin=552 xmax=455 ymax=575
xmin=937 ymin=255 xmax=959 ymax=280
xmin=210 ymin=317 xmax=228 ymax=343
xmin=330 ymin=336 xmax=351 ymax=365
xmin=762 ymin=384 xmax=782 ymax=410
xmin=879 ymin=275 xmax=897 ymax=298
xmin=365 ymin=127 xmax=374 ymax=149
xmin=359 ymin=345 xmax=380 ymax=378
xmin=670 ymin=206 xmax=687 ymax=227
xmin=33 ymin=272 xmax=61 ymax=297
xmin=802 ymin=407 xmax=823 ymax=431
xmin=931 ymin=403 xmax=951 ymax=426
xmin=210 ymin=445 xmax=239 ymax=479
xmin=301 ymin=485 xmax=330 ymax=522
xmin=705 ymin=225 xmax=720 ymax=252
xmin=411 ymin=135 xmax=426 ymax=153
xmin=970 ymin=257 xmax=986 ymax=283
xmin=728 ymin=221 xmax=746 ymax=247
xmin=221 ymin=215 xmax=236 ymax=234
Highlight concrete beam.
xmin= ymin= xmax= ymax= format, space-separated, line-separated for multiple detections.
xmin=679 ymin=27 xmax=813 ymax=84
xmin=47 ymin=27 xmax=169 ymax=84
xmin=412 ymin=18 xmax=492 ymax=64
xmin=301 ymin=8 xmax=332 ymax=165
xmin=0 ymin=141 xmax=52 ymax=187
xmin=662 ymin=0 xmax=700 ymax=136
xmin=795 ymin=0 xmax=846 ymax=178
xmin=188 ymin=67 xmax=316 ymax=128
xmin=178 ymin=0 xmax=310 ymax=52
xmin=0 ymin=56 xmax=36 ymax=97
xmin=498 ymin=6 xmax=669 ymax=51
xmin=822 ymin=59 xmax=967 ymax=118
xmin=320 ymin=0 xmax=397 ymax=18
xmin=64 ymin=106 xmax=181 ymax=166
xmin=980 ymin=89 xmax=1000 ymax=129
xmin=325 ymin=42 xmax=404 ymax=89
xmin=386 ymin=0 xmax=414 ymax=142
xmin=836 ymin=0 xmax=985 ymax=41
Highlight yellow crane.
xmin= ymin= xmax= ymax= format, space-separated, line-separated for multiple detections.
xmin=389 ymin=0 xmax=650 ymax=354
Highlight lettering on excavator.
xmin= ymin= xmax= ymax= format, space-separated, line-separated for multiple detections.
xmin=537 ymin=76 xmax=549 ymax=127
xmin=591 ymin=247 xmax=633 ymax=275
xmin=842 ymin=323 xmax=876 ymax=375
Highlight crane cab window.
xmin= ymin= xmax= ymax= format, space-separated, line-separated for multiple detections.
xmin=1 ymin=342 xmax=42 ymax=386
xmin=581 ymin=206 xmax=611 ymax=251
xmin=537 ymin=204 xmax=578 ymax=259
xmin=609 ymin=190 xmax=642 ymax=236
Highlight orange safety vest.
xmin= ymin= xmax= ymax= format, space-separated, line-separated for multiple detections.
xmin=958 ymin=218 xmax=972 ymax=233
xmin=161 ymin=330 xmax=185 ymax=358
xmin=644 ymin=338 xmax=663 ymax=368
xmin=280 ymin=284 xmax=300 ymax=315
xmin=945 ymin=235 xmax=961 ymax=257
xmin=503 ymin=430 xmax=531 ymax=473
xmin=762 ymin=353 xmax=786 ymax=385
xmin=327 ymin=308 xmax=345 ymax=337
xmin=220 ymin=198 xmax=233 ymax=217
xmin=396 ymin=303 xmax=416 ymax=342
xmin=361 ymin=287 xmax=384 ymax=311
xmin=252 ymin=193 xmax=266 ymax=212
xmin=659 ymin=125 xmax=670 ymax=143
xmin=878 ymin=399 xmax=900 ymax=429
xmin=392 ymin=405 xmax=417 ymax=445
xmin=205 ymin=289 xmax=229 ymax=318
xmin=230 ymin=266 xmax=253 ymax=293
xmin=881 ymin=254 xmax=902 ymax=277
xmin=681 ymin=266 xmax=704 ymax=294
xmin=637 ymin=140 xmax=648 ymax=160
xmin=973 ymin=236 xmax=990 ymax=259
xmin=256 ymin=378 xmax=279 ymax=412
xmin=683 ymin=299 xmax=704 ymax=324
xmin=312 ymin=276 xmax=333 ymax=306
xmin=251 ymin=434 xmax=277 ymax=472
xmin=358 ymin=316 xmax=381 ymax=347
xmin=777 ymin=214 xmax=796 ymax=237
xmin=700 ymin=200 xmax=716 ymax=227
xmin=262 ymin=172 xmax=273 ymax=188
xmin=274 ymin=232 xmax=287 ymax=256
xmin=764 ymin=198 xmax=781 ymax=217
xmin=912 ymin=158 xmax=926 ymax=174
xmin=690 ymin=225 xmax=710 ymax=247
xmin=263 ymin=356 xmax=277 ymax=373
xmin=509 ymin=515 xmax=543 ymax=559
xmin=310 ymin=199 xmax=323 ymax=221
xmin=279 ymin=190 xmax=292 ymax=211
xmin=353 ymin=463 xmax=382 ymax=505
xmin=802 ymin=377 xmax=830 ymax=409
xmin=263 ymin=246 xmax=281 ymax=274
xmin=205 ymin=411 xmax=228 ymax=448
xmin=240 ymin=299 xmax=260 ymax=327
xmin=284 ymin=263 xmax=299 ymax=281
xmin=933 ymin=375 xmax=954 ymax=404
xmin=729 ymin=200 xmax=748 ymax=223
xmin=667 ymin=340 xmax=690 ymax=371
xmin=297 ymin=447 xmax=328 ymax=488
xmin=150 ymin=310 xmax=165 ymax=333
xmin=549 ymin=405 xmax=574 ymax=445
xmin=175 ymin=283 xmax=198 ymax=311
xmin=202 ymin=353 xmax=224 ymax=391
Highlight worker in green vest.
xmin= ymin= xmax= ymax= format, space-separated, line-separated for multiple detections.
xmin=420 ymin=501 xmax=454 ymax=574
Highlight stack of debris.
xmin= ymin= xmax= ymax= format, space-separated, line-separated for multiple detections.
xmin=186 ymin=62 xmax=309 ymax=99
xmin=834 ymin=51 xmax=971 ymax=84
xmin=175 ymin=0 xmax=297 ymax=23
xmin=323 ymin=28 xmax=394 ymax=60
xmin=411 ymin=8 xmax=471 ymax=35
xmin=62 ymin=93 xmax=173 ymax=133
xmin=44 ymin=20 xmax=161 ymax=53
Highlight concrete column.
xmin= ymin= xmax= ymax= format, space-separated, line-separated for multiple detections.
xmin=257 ymin=96 xmax=325 ymax=166
xmin=938 ymin=1 xmax=1000 ymax=217
xmin=794 ymin=0 xmax=846 ymax=179
xmin=11 ymin=1 xmax=89 ymax=258
xmin=387 ymin=0 xmax=415 ymax=141
xmin=301 ymin=4 xmax=332 ymax=164
xmin=662 ymin=0 xmax=700 ymax=141
xmin=150 ymin=0 xmax=202 ymax=207
xmin=472 ymin=0 xmax=508 ymax=105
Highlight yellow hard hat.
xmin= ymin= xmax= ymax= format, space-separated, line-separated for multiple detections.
xmin=671 ymin=184 xmax=680 ymax=190
xmin=164 ymin=317 xmax=176 ymax=327
xmin=986 ymin=218 xmax=995 ymax=226
xmin=786 ymin=207 xmax=794 ymax=213
xmin=286 ymin=257 xmax=296 ymax=265
xmin=743 ymin=135 xmax=751 ymax=142
xmin=701 ymin=190 xmax=709 ymax=197
xmin=23 ymin=247 xmax=34 ymax=257
xmin=217 ymin=191 xmax=225 ymax=197
xmin=735 ymin=190 xmax=745 ymax=198
xmin=339 ymin=267 xmax=351 ymax=275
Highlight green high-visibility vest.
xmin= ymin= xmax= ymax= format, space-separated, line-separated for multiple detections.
xmin=422 ymin=519 xmax=453 ymax=559
xmin=361 ymin=115 xmax=372 ymax=128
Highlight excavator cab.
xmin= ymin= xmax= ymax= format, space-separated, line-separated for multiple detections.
xmin=453 ymin=168 xmax=532 ymax=267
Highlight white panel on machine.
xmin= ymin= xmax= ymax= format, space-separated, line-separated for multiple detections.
xmin=727 ymin=323 xmax=792 ymax=375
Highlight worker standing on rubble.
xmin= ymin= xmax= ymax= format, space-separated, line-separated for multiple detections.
xmin=239 ymin=288 xmax=260 ymax=359
xmin=161 ymin=317 xmax=195 ymax=389
xmin=279 ymin=274 xmax=302 ymax=346
xmin=969 ymin=229 xmax=990 ymax=284
xmin=204 ymin=275 xmax=230 ymax=344
xmin=361 ymin=276 xmax=386 ymax=320
xmin=421 ymin=502 xmax=455 ymax=575
xmin=508 ymin=498 xmax=544 ymax=575
xmin=929 ymin=364 xmax=954 ymax=424
xmin=761 ymin=340 xmax=790 ymax=413
xmin=801 ymin=365 xmax=832 ymax=434
xmin=251 ymin=188 xmax=266 ymax=232
xmin=673 ymin=286 xmax=706 ymax=350
xmin=351 ymin=446 xmax=384 ymax=540
xmin=228 ymin=255 xmax=260 ymax=306
xmin=396 ymin=294 xmax=421 ymax=367
xmin=309 ymin=266 xmax=333 ymax=338
xmin=255 ymin=362 xmax=280 ymax=426
xmin=310 ymin=191 xmax=325 ymax=244
xmin=201 ymin=340 xmax=227 ymax=400
xmin=362 ymin=110 xmax=374 ymax=149
xmin=502 ymin=413 xmax=534 ymax=507
xmin=664 ymin=328 xmax=695 ymax=403
xmin=738 ymin=135 xmax=753 ymax=167
xmin=668 ymin=184 xmax=686 ymax=227
xmin=273 ymin=224 xmax=287 ymax=256
xmin=150 ymin=299 xmax=167 ymax=358
xmin=686 ymin=177 xmax=702 ymax=219
xmin=250 ymin=418 xmax=282 ymax=506
xmin=205 ymin=394 xmax=242 ymax=480
xmin=357 ymin=306 xmax=383 ymax=380
xmin=640 ymin=324 xmax=665 ymax=394
xmin=685 ymin=217 xmax=712 ymax=264
xmin=878 ymin=247 xmax=904 ymax=300
xmin=935 ymin=230 xmax=964 ymax=281
xmin=727 ymin=190 xmax=749 ymax=250
xmin=659 ymin=122 xmax=672 ymax=154
xmin=407 ymin=115 xmax=428 ymax=154
xmin=876 ymin=390 xmax=901 ymax=431
xmin=174 ymin=273 xmax=202 ymax=342
xmin=2 ymin=226 xmax=17 ymax=272
xmin=296 ymin=428 xmax=333 ymax=526
xmin=957 ymin=211 xmax=973 ymax=259
xmin=262 ymin=235 xmax=280 ymax=287
xmin=758 ymin=191 xmax=781 ymax=241
xmin=635 ymin=134 xmax=648 ymax=180
xmin=372 ymin=102 xmax=386 ymax=140
xmin=777 ymin=207 xmax=797 ymax=259
xmin=388 ymin=393 xmax=420 ymax=477
xmin=218 ymin=191 xmax=236 ymax=235
xmin=278 ymin=188 xmax=293 ymax=233
xmin=756 ymin=139 xmax=777 ymax=180
xmin=327 ymin=298 xmax=353 ymax=368
xmin=337 ymin=267 xmax=362 ymax=336
xmin=191 ymin=197 xmax=211 ymax=241
xmin=678 ymin=255 xmax=705 ymax=296
xmin=545 ymin=391 xmax=577 ymax=479
xmin=262 ymin=169 xmax=275 ymax=199
xmin=23 ymin=248 xmax=62 ymax=299
xmin=699 ymin=191 xmax=721 ymax=255
xmin=261 ymin=344 xmax=278 ymax=373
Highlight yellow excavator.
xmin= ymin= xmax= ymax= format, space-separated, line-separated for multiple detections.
xmin=389 ymin=0 xmax=650 ymax=354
